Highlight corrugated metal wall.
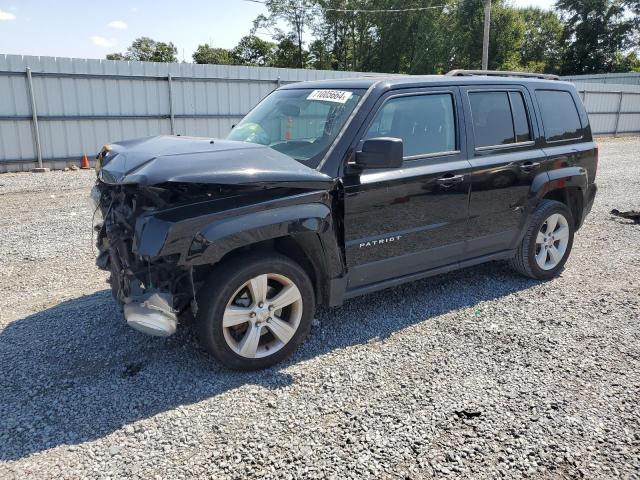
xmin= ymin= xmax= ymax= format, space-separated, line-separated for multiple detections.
xmin=0 ymin=55 xmax=379 ymax=172
xmin=1 ymin=54 xmax=639 ymax=172
xmin=572 ymin=82 xmax=640 ymax=136
xmin=562 ymin=72 xmax=640 ymax=86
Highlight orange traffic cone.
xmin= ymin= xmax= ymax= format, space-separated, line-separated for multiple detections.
xmin=80 ymin=154 xmax=90 ymax=169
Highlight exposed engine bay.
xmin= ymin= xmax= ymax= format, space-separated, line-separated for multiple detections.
xmin=93 ymin=181 xmax=242 ymax=336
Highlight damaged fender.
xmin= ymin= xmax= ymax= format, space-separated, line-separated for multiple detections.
xmin=187 ymin=203 xmax=332 ymax=264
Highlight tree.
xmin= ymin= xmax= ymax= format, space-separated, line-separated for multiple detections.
xmin=253 ymin=0 xmax=316 ymax=68
xmin=231 ymin=35 xmax=276 ymax=66
xmin=150 ymin=41 xmax=179 ymax=63
xmin=613 ymin=51 xmax=640 ymax=71
xmin=270 ymin=33 xmax=307 ymax=68
xmin=308 ymin=39 xmax=334 ymax=70
xmin=519 ymin=8 xmax=565 ymax=73
xmin=556 ymin=0 xmax=636 ymax=74
xmin=314 ymin=0 xmax=384 ymax=72
xmin=105 ymin=37 xmax=178 ymax=62
xmin=445 ymin=0 xmax=527 ymax=71
xmin=192 ymin=44 xmax=235 ymax=64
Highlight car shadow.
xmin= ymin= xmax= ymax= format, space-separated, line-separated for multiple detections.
xmin=0 ymin=261 xmax=537 ymax=461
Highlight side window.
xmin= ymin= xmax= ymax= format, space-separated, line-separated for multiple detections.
xmin=510 ymin=92 xmax=531 ymax=143
xmin=536 ymin=90 xmax=582 ymax=142
xmin=364 ymin=93 xmax=456 ymax=158
xmin=469 ymin=90 xmax=532 ymax=148
xmin=469 ymin=91 xmax=514 ymax=147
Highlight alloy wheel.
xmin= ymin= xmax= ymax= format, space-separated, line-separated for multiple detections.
xmin=222 ymin=273 xmax=303 ymax=358
xmin=534 ymin=213 xmax=570 ymax=270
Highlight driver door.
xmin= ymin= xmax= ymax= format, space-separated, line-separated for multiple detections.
xmin=342 ymin=87 xmax=473 ymax=291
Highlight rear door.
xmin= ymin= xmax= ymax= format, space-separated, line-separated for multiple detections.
xmin=461 ymin=85 xmax=549 ymax=258
xmin=534 ymin=88 xmax=597 ymax=184
xmin=342 ymin=87 xmax=472 ymax=290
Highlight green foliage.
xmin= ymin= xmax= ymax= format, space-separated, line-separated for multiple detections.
xmin=308 ymin=39 xmax=334 ymax=70
xmin=519 ymin=7 xmax=565 ymax=73
xmin=106 ymin=2 xmax=639 ymax=75
xmin=309 ymin=0 xmax=638 ymax=75
xmin=253 ymin=0 xmax=316 ymax=68
xmin=270 ymin=33 xmax=308 ymax=68
xmin=612 ymin=51 xmax=640 ymax=71
xmin=232 ymin=35 xmax=276 ymax=66
xmin=556 ymin=0 xmax=637 ymax=74
xmin=445 ymin=0 xmax=525 ymax=71
xmin=192 ymin=44 xmax=235 ymax=65
xmin=106 ymin=37 xmax=178 ymax=63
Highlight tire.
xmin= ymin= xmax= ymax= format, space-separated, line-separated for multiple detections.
xmin=510 ymin=199 xmax=575 ymax=280
xmin=195 ymin=252 xmax=315 ymax=370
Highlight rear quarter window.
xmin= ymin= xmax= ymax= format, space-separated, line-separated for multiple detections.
xmin=536 ymin=90 xmax=582 ymax=142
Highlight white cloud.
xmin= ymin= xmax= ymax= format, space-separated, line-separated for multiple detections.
xmin=91 ymin=36 xmax=117 ymax=48
xmin=0 ymin=9 xmax=16 ymax=20
xmin=130 ymin=7 xmax=138 ymax=12
xmin=107 ymin=20 xmax=127 ymax=29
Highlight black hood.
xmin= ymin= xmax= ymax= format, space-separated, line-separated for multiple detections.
xmin=98 ymin=136 xmax=332 ymax=189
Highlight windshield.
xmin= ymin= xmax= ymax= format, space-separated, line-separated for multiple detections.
xmin=227 ymin=88 xmax=363 ymax=168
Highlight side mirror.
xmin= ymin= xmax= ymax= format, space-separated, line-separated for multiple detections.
xmin=355 ymin=137 xmax=403 ymax=169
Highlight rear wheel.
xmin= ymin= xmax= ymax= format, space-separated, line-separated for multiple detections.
xmin=510 ymin=200 xmax=575 ymax=280
xmin=196 ymin=253 xmax=314 ymax=370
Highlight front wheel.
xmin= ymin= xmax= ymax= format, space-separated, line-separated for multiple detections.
xmin=510 ymin=200 xmax=575 ymax=280
xmin=196 ymin=253 xmax=315 ymax=370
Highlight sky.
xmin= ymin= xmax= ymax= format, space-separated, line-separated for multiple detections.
xmin=0 ymin=0 xmax=557 ymax=61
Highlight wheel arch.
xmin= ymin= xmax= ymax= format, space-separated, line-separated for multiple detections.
xmin=186 ymin=202 xmax=344 ymax=306
xmin=541 ymin=187 xmax=584 ymax=229
xmin=193 ymin=233 xmax=337 ymax=306
xmin=532 ymin=167 xmax=589 ymax=229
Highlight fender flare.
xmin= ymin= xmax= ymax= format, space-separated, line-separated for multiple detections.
xmin=531 ymin=166 xmax=588 ymax=201
xmin=187 ymin=203 xmax=332 ymax=265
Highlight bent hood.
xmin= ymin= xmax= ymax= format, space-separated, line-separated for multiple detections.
xmin=98 ymin=135 xmax=332 ymax=189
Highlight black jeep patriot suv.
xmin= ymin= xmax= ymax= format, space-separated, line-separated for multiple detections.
xmin=93 ymin=70 xmax=597 ymax=369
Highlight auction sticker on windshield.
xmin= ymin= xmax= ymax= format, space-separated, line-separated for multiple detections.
xmin=307 ymin=89 xmax=353 ymax=104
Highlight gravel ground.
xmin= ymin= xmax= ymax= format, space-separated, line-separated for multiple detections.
xmin=1 ymin=138 xmax=639 ymax=479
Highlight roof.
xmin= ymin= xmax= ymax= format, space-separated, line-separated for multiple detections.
xmin=281 ymin=74 xmax=574 ymax=91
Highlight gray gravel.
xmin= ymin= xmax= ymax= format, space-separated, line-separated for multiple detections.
xmin=1 ymin=137 xmax=639 ymax=479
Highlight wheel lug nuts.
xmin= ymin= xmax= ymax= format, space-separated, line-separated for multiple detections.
xmin=267 ymin=317 xmax=271 ymax=322
xmin=250 ymin=312 xmax=256 ymax=318
xmin=258 ymin=302 xmax=264 ymax=308
xmin=268 ymin=305 xmax=274 ymax=311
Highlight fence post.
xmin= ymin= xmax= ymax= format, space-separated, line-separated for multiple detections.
xmin=167 ymin=74 xmax=175 ymax=135
xmin=614 ymin=91 xmax=623 ymax=136
xmin=25 ymin=67 xmax=43 ymax=169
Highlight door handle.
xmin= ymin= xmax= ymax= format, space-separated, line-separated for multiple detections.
xmin=519 ymin=161 xmax=540 ymax=172
xmin=436 ymin=174 xmax=465 ymax=187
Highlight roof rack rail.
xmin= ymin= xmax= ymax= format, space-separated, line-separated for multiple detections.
xmin=446 ymin=69 xmax=560 ymax=81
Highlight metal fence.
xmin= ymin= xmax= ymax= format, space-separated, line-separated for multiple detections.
xmin=1 ymin=54 xmax=639 ymax=172
xmin=562 ymin=72 xmax=640 ymax=86
xmin=0 ymin=55 xmax=379 ymax=172
xmin=572 ymin=82 xmax=640 ymax=136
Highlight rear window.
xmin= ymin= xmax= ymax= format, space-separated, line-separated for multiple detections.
xmin=536 ymin=90 xmax=582 ymax=142
xmin=469 ymin=91 xmax=531 ymax=148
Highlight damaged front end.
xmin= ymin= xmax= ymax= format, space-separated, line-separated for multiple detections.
xmin=92 ymin=182 xmax=200 ymax=336
xmin=91 ymin=136 xmax=334 ymax=338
